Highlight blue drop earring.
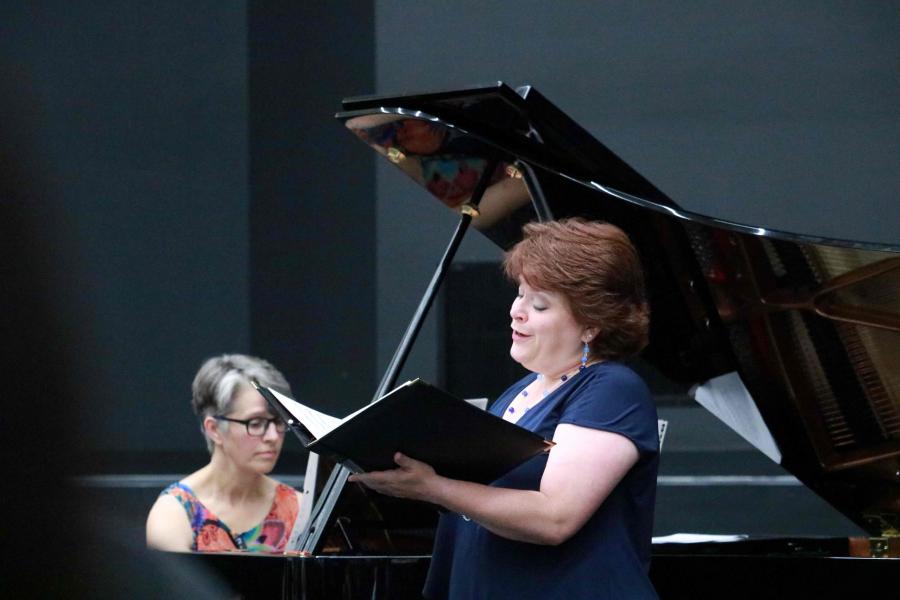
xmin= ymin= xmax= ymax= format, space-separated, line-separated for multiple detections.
xmin=580 ymin=341 xmax=589 ymax=371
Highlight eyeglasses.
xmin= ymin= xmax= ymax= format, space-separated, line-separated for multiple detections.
xmin=214 ymin=415 xmax=287 ymax=437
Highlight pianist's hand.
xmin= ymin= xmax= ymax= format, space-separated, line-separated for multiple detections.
xmin=348 ymin=452 xmax=438 ymax=502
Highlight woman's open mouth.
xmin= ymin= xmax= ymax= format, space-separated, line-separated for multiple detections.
xmin=511 ymin=328 xmax=531 ymax=342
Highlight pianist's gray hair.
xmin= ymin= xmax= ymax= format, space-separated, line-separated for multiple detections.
xmin=191 ymin=353 xmax=293 ymax=453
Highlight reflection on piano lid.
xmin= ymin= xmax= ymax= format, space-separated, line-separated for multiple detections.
xmin=336 ymin=82 xmax=900 ymax=541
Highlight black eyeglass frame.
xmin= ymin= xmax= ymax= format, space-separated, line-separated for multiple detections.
xmin=213 ymin=415 xmax=287 ymax=436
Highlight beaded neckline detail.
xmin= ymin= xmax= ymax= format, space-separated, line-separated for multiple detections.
xmin=507 ymin=362 xmax=587 ymax=416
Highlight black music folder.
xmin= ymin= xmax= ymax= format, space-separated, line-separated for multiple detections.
xmin=253 ymin=378 xmax=554 ymax=485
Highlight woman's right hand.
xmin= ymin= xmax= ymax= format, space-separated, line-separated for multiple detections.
xmin=349 ymin=452 xmax=440 ymax=503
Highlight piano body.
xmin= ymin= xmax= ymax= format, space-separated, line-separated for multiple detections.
xmin=186 ymin=83 xmax=899 ymax=598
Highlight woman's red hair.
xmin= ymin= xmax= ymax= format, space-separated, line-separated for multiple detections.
xmin=503 ymin=218 xmax=650 ymax=360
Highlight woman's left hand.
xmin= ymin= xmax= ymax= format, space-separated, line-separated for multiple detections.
xmin=348 ymin=452 xmax=438 ymax=502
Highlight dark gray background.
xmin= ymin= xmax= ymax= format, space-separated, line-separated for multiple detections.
xmin=2 ymin=1 xmax=375 ymax=464
xmin=3 ymin=1 xmax=896 ymax=538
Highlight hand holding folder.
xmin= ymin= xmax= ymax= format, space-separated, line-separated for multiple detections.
xmin=254 ymin=379 xmax=554 ymax=485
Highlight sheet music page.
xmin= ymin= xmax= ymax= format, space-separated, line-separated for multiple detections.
xmin=285 ymin=453 xmax=319 ymax=551
xmin=692 ymin=371 xmax=781 ymax=463
xmin=652 ymin=533 xmax=748 ymax=544
xmin=465 ymin=397 xmax=489 ymax=410
xmin=269 ymin=388 xmax=341 ymax=440
xmin=657 ymin=419 xmax=668 ymax=450
xmin=334 ymin=379 xmax=418 ymax=425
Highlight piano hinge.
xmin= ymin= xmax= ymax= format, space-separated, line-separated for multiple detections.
xmin=459 ymin=203 xmax=480 ymax=217
xmin=386 ymin=147 xmax=405 ymax=164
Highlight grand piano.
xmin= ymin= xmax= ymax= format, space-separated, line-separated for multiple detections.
xmin=187 ymin=83 xmax=899 ymax=598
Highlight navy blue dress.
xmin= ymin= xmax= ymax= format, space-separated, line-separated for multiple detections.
xmin=423 ymin=361 xmax=659 ymax=600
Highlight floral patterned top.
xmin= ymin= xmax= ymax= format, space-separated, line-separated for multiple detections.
xmin=161 ymin=481 xmax=299 ymax=552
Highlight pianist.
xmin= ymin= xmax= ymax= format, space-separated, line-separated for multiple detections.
xmin=146 ymin=354 xmax=302 ymax=552
xmin=351 ymin=219 xmax=660 ymax=599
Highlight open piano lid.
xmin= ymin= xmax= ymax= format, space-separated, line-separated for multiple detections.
xmin=337 ymin=82 xmax=900 ymax=537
